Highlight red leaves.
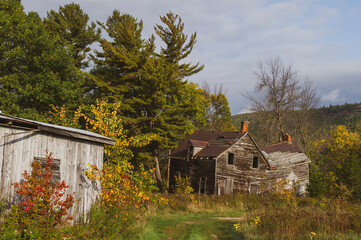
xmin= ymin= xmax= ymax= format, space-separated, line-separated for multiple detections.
xmin=12 ymin=152 xmax=74 ymax=227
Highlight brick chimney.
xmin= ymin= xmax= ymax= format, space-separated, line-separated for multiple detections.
xmin=284 ymin=133 xmax=292 ymax=143
xmin=240 ymin=121 xmax=249 ymax=134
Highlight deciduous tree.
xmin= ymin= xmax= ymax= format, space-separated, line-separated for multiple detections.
xmin=243 ymin=57 xmax=318 ymax=146
xmin=201 ymin=82 xmax=235 ymax=131
xmin=0 ymin=0 xmax=85 ymax=120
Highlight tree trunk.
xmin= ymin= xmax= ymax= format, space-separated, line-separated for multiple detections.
xmin=152 ymin=148 xmax=164 ymax=192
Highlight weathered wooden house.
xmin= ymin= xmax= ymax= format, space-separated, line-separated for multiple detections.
xmin=260 ymin=134 xmax=310 ymax=195
xmin=169 ymin=122 xmax=310 ymax=195
xmin=0 ymin=113 xmax=115 ymax=220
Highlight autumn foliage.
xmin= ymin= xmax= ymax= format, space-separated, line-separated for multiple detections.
xmin=1 ymin=153 xmax=74 ymax=238
xmin=50 ymin=100 xmax=167 ymax=212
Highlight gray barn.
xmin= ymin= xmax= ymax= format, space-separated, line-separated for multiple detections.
xmin=0 ymin=113 xmax=115 ymax=220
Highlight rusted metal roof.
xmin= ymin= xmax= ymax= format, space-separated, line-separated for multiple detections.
xmin=260 ymin=141 xmax=303 ymax=153
xmin=0 ymin=113 xmax=116 ymax=145
xmin=194 ymin=145 xmax=231 ymax=157
xmin=171 ymin=130 xmax=242 ymax=158
xmin=189 ymin=139 xmax=208 ymax=147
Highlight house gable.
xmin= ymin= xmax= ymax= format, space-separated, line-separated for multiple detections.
xmin=215 ymin=133 xmax=268 ymax=194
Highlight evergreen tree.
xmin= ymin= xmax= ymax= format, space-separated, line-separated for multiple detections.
xmin=0 ymin=0 xmax=85 ymax=120
xmin=44 ymin=3 xmax=100 ymax=69
xmin=92 ymin=11 xmax=204 ymax=191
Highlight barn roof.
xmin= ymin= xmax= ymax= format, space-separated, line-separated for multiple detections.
xmin=171 ymin=130 xmax=242 ymax=158
xmin=260 ymin=141 xmax=303 ymax=154
xmin=0 ymin=113 xmax=116 ymax=145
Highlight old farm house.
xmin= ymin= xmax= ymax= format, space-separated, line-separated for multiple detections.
xmin=169 ymin=122 xmax=310 ymax=195
xmin=0 ymin=113 xmax=115 ymax=219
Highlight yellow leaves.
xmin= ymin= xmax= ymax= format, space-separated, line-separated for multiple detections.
xmin=234 ymin=223 xmax=242 ymax=233
xmin=250 ymin=216 xmax=261 ymax=225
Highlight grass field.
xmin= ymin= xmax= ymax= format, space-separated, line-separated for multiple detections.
xmin=3 ymin=193 xmax=361 ymax=239
xmin=134 ymin=194 xmax=361 ymax=240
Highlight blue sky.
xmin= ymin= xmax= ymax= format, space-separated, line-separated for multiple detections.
xmin=23 ymin=0 xmax=361 ymax=114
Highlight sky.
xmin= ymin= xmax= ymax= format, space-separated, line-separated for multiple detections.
xmin=22 ymin=0 xmax=361 ymax=114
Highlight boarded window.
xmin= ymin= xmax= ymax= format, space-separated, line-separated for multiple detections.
xmin=252 ymin=156 xmax=259 ymax=168
xmin=228 ymin=153 xmax=234 ymax=165
xmin=34 ymin=157 xmax=61 ymax=182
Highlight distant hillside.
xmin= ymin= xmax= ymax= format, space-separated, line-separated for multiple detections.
xmin=231 ymin=102 xmax=361 ymax=146
xmin=232 ymin=102 xmax=361 ymax=130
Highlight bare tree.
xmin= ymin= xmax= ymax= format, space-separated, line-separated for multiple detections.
xmin=243 ymin=57 xmax=319 ymax=146
xmin=292 ymin=79 xmax=319 ymax=151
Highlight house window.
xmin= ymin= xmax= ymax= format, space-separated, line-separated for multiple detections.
xmin=252 ymin=156 xmax=259 ymax=168
xmin=228 ymin=153 xmax=234 ymax=165
xmin=34 ymin=157 xmax=61 ymax=182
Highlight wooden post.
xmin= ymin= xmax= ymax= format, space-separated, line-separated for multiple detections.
xmin=198 ymin=177 xmax=202 ymax=196
xmin=167 ymin=149 xmax=171 ymax=189
xmin=204 ymin=177 xmax=207 ymax=195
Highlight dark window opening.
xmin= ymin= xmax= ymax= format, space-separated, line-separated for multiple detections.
xmin=228 ymin=153 xmax=234 ymax=165
xmin=252 ymin=156 xmax=259 ymax=168
xmin=34 ymin=157 xmax=61 ymax=182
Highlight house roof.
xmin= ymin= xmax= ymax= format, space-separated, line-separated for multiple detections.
xmin=171 ymin=130 xmax=242 ymax=158
xmin=189 ymin=139 xmax=208 ymax=147
xmin=194 ymin=145 xmax=232 ymax=157
xmin=0 ymin=113 xmax=116 ymax=145
xmin=260 ymin=141 xmax=303 ymax=154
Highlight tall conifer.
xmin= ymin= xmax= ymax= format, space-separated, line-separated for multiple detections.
xmin=92 ymin=11 xmax=204 ymax=191
xmin=44 ymin=3 xmax=100 ymax=69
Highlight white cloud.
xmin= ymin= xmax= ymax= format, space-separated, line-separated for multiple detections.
xmin=321 ymin=89 xmax=344 ymax=102
xmin=238 ymin=107 xmax=254 ymax=114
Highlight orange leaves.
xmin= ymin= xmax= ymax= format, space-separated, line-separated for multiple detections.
xmin=11 ymin=152 xmax=74 ymax=235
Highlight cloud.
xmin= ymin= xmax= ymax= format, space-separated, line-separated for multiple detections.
xmin=321 ymin=89 xmax=344 ymax=102
xmin=21 ymin=0 xmax=361 ymax=114
xmin=238 ymin=107 xmax=254 ymax=114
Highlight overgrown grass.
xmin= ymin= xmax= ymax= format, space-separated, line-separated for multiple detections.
xmin=2 ymin=194 xmax=361 ymax=239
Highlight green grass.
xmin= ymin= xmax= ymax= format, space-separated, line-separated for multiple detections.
xmin=138 ymin=212 xmax=244 ymax=240
xmin=3 ymin=194 xmax=361 ymax=239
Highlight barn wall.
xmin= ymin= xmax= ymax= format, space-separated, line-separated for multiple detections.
xmin=189 ymin=158 xmax=215 ymax=195
xmin=0 ymin=125 xmax=104 ymax=220
xmin=266 ymin=151 xmax=309 ymax=195
xmin=216 ymin=135 xmax=267 ymax=194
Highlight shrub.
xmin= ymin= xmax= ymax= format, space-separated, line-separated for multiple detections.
xmin=0 ymin=152 xmax=74 ymax=239
xmin=174 ymin=175 xmax=194 ymax=195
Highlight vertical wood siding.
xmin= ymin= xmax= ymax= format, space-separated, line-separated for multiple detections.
xmin=0 ymin=125 xmax=103 ymax=221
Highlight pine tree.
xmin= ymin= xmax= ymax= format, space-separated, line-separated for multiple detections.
xmin=92 ymin=11 xmax=205 ymax=191
xmin=44 ymin=3 xmax=100 ymax=69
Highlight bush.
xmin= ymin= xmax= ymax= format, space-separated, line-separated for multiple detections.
xmin=0 ymin=152 xmax=74 ymax=239
xmin=174 ymin=175 xmax=194 ymax=195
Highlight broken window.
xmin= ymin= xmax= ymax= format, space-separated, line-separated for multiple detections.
xmin=252 ymin=156 xmax=259 ymax=168
xmin=228 ymin=153 xmax=234 ymax=165
xmin=34 ymin=157 xmax=61 ymax=182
